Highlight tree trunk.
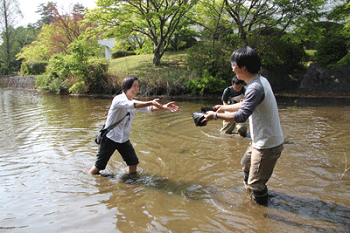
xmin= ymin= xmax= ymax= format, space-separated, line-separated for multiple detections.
xmin=153 ymin=48 xmax=161 ymax=66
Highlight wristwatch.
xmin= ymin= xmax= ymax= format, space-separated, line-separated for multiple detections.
xmin=213 ymin=112 xmax=218 ymax=120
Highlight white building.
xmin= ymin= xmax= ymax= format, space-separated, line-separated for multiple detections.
xmin=97 ymin=39 xmax=115 ymax=59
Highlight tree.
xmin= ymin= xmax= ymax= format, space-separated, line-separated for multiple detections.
xmin=192 ymin=0 xmax=234 ymax=41
xmin=327 ymin=0 xmax=350 ymax=22
xmin=0 ymin=0 xmax=22 ymax=74
xmin=86 ymin=0 xmax=197 ymax=66
xmin=35 ymin=1 xmax=58 ymax=28
xmin=334 ymin=1 xmax=350 ymax=65
xmin=17 ymin=3 xmax=94 ymax=62
xmin=223 ymin=0 xmax=326 ymax=47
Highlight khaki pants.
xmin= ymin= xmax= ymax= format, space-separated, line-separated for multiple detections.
xmin=241 ymin=142 xmax=283 ymax=192
xmin=220 ymin=120 xmax=247 ymax=136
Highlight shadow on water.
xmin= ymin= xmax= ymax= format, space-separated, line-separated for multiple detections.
xmin=267 ymin=191 xmax=350 ymax=232
xmin=100 ymin=171 xmax=218 ymax=201
xmin=99 ymin=172 xmax=350 ymax=231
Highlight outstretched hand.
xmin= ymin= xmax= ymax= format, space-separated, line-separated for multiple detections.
xmin=151 ymin=98 xmax=166 ymax=110
xmin=164 ymin=101 xmax=179 ymax=112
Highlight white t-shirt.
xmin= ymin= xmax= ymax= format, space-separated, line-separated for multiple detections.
xmin=105 ymin=92 xmax=152 ymax=143
xmin=234 ymin=75 xmax=284 ymax=149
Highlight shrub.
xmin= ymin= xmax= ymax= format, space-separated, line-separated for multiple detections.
xmin=112 ymin=50 xmax=128 ymax=59
xmin=35 ymin=38 xmax=110 ymax=94
xmin=315 ymin=37 xmax=348 ymax=66
xmin=185 ymin=69 xmax=226 ymax=95
xmin=21 ymin=62 xmax=48 ymax=75
xmin=255 ymin=36 xmax=308 ymax=70
xmin=48 ymin=77 xmax=68 ymax=94
xmin=69 ymin=81 xmax=86 ymax=94
xmin=187 ymin=41 xmax=232 ymax=82
xmin=338 ymin=52 xmax=350 ymax=65
xmin=35 ymin=75 xmax=52 ymax=90
xmin=84 ymin=58 xmax=109 ymax=93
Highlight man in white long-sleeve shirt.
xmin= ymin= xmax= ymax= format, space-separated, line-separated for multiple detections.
xmin=203 ymin=46 xmax=284 ymax=205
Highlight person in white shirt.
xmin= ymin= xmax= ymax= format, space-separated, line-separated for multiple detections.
xmin=88 ymin=75 xmax=179 ymax=175
xmin=202 ymin=47 xmax=284 ymax=205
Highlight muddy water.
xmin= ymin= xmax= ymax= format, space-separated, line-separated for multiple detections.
xmin=1 ymin=89 xmax=349 ymax=232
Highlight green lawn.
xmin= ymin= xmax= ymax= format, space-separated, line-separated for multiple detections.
xmin=108 ymin=51 xmax=194 ymax=95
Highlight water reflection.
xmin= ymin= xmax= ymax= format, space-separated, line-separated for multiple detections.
xmin=1 ymin=89 xmax=350 ymax=232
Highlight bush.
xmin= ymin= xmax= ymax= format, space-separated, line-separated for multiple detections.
xmin=48 ymin=77 xmax=67 ymax=94
xmin=255 ymin=36 xmax=308 ymax=70
xmin=69 ymin=81 xmax=86 ymax=94
xmin=21 ymin=62 xmax=48 ymax=75
xmin=315 ymin=37 xmax=348 ymax=66
xmin=185 ymin=69 xmax=226 ymax=95
xmin=45 ymin=54 xmax=71 ymax=79
xmin=112 ymin=50 xmax=128 ymax=59
xmin=35 ymin=75 xmax=52 ymax=90
xmin=84 ymin=58 xmax=109 ymax=93
xmin=187 ymin=41 xmax=232 ymax=84
xmin=35 ymin=38 xmax=110 ymax=94
xmin=338 ymin=52 xmax=350 ymax=65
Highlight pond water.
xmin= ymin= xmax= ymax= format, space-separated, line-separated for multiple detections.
xmin=1 ymin=89 xmax=350 ymax=232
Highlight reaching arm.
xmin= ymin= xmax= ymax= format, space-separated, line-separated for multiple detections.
xmin=134 ymin=99 xmax=179 ymax=112
xmin=202 ymin=102 xmax=242 ymax=123
xmin=214 ymin=102 xmax=242 ymax=112
xmin=203 ymin=111 xmax=236 ymax=123
xmin=152 ymin=101 xmax=179 ymax=112
xmin=134 ymin=98 xmax=164 ymax=109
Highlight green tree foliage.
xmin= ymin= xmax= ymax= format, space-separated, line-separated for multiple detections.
xmin=223 ymin=0 xmax=326 ymax=48
xmin=192 ymin=0 xmax=234 ymax=41
xmin=327 ymin=0 xmax=350 ymax=22
xmin=255 ymin=35 xmax=308 ymax=70
xmin=16 ymin=24 xmax=56 ymax=62
xmin=17 ymin=2 xmax=94 ymax=63
xmin=20 ymin=61 xmax=47 ymax=75
xmin=85 ymin=0 xmax=197 ymax=66
xmin=0 ymin=26 xmax=37 ymax=73
xmin=36 ymin=37 xmax=109 ymax=94
xmin=331 ymin=0 xmax=350 ymax=65
xmin=168 ymin=18 xmax=197 ymax=51
xmin=186 ymin=69 xmax=226 ymax=95
xmin=0 ymin=0 xmax=22 ymax=74
xmin=112 ymin=32 xmax=152 ymax=55
xmin=186 ymin=41 xmax=231 ymax=95
xmin=35 ymin=1 xmax=58 ymax=28
xmin=315 ymin=37 xmax=348 ymax=66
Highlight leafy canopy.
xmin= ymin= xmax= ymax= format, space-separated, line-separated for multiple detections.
xmin=85 ymin=0 xmax=197 ymax=65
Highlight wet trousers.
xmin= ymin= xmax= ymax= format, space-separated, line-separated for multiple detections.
xmin=241 ymin=142 xmax=283 ymax=192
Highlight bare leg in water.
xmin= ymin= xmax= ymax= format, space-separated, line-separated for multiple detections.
xmin=88 ymin=165 xmax=138 ymax=175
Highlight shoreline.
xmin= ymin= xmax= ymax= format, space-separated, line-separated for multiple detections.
xmin=2 ymin=87 xmax=350 ymax=100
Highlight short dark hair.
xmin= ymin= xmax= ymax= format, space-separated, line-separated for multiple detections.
xmin=122 ymin=75 xmax=139 ymax=93
xmin=231 ymin=46 xmax=261 ymax=74
xmin=232 ymin=76 xmax=244 ymax=85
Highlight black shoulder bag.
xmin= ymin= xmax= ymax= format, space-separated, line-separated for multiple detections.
xmin=94 ymin=112 xmax=130 ymax=144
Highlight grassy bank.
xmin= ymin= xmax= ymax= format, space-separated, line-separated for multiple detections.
xmin=107 ymin=51 xmax=195 ymax=96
